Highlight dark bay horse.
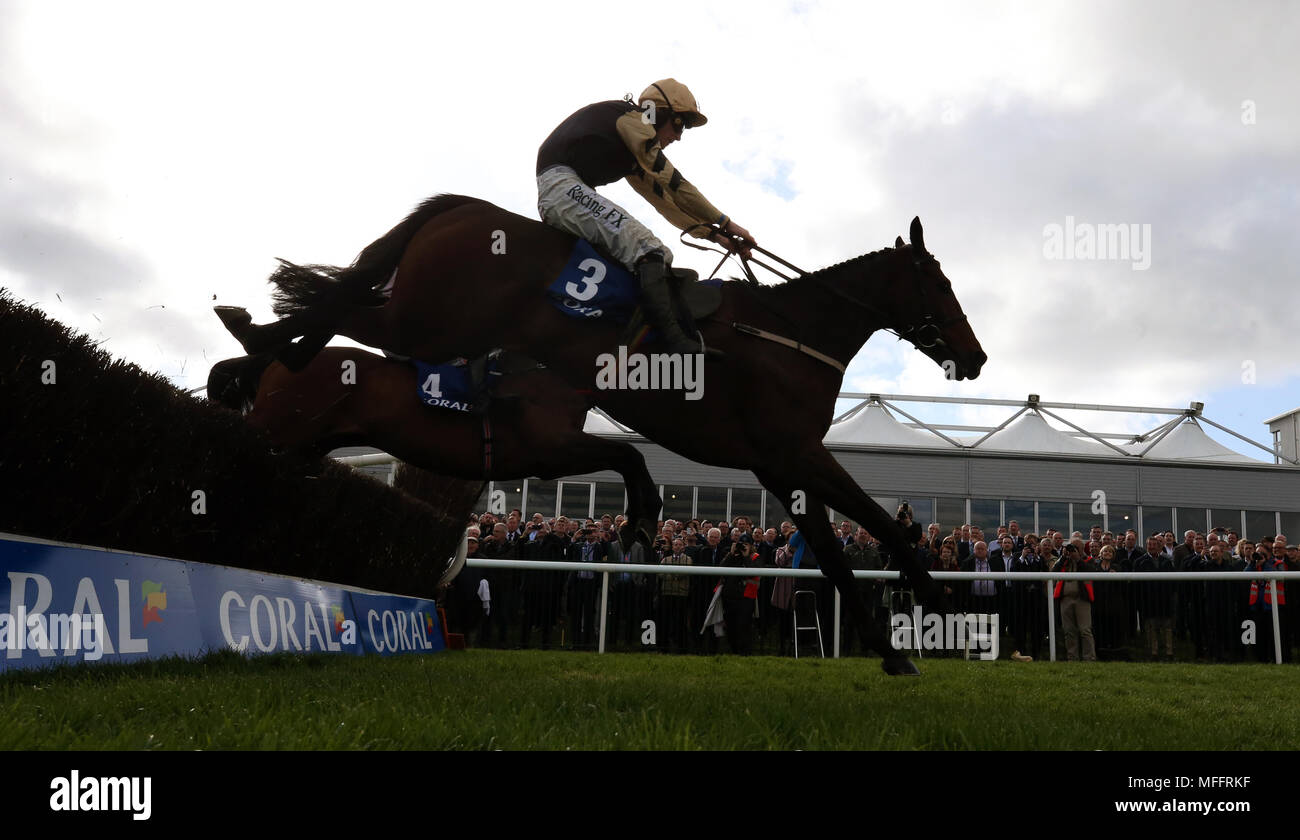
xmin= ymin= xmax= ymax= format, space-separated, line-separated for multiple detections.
xmin=206 ymin=344 xmax=663 ymax=546
xmin=237 ymin=195 xmax=987 ymax=674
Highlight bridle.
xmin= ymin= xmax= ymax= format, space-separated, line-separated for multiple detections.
xmin=814 ymin=254 xmax=970 ymax=351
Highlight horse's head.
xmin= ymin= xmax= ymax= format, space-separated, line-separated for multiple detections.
xmin=888 ymin=218 xmax=986 ymax=380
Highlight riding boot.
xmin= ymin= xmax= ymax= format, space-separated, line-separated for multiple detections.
xmin=637 ymin=253 xmax=723 ymax=361
xmin=467 ymin=354 xmax=490 ymax=416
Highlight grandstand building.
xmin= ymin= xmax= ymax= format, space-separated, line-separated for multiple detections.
xmin=339 ymin=395 xmax=1300 ymax=540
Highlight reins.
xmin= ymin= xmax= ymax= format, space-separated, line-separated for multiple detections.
xmin=679 ymin=224 xmax=807 ymax=284
xmin=681 ymin=222 xmax=967 ymax=369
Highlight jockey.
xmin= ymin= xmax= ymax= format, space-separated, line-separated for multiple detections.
xmin=536 ymin=78 xmax=756 ymax=358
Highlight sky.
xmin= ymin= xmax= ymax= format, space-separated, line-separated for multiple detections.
xmin=3 ymin=0 xmax=1298 ymax=460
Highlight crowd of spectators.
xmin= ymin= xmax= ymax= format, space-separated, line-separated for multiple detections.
xmin=915 ymin=521 xmax=1295 ymax=663
xmin=440 ymin=509 xmax=1295 ymax=663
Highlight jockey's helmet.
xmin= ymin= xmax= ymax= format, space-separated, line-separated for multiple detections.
xmin=639 ymin=79 xmax=708 ymax=129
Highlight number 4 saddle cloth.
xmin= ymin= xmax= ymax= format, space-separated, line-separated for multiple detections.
xmin=412 ymin=354 xmax=500 ymax=412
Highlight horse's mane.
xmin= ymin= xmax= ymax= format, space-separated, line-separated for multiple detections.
xmin=739 ymin=246 xmax=898 ymax=298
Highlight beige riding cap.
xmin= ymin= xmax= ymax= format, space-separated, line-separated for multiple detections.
xmin=639 ymin=78 xmax=708 ymax=128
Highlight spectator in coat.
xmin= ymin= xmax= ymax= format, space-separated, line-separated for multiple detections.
xmin=566 ymin=527 xmax=603 ymax=649
xmin=1092 ymin=545 xmax=1129 ymax=660
xmin=518 ymin=522 xmax=568 ymax=650
xmin=1135 ymin=534 xmax=1177 ymax=661
xmin=1009 ymin=539 xmax=1051 ymax=661
xmin=478 ymin=523 xmax=518 ymax=648
xmin=771 ymin=541 xmax=796 ymax=656
xmin=1053 ymin=543 xmax=1097 ymax=662
xmin=657 ymin=537 xmax=693 ymax=654
xmin=843 ymin=526 xmax=884 ymax=655
xmin=1202 ymin=542 xmax=1238 ymax=662
xmin=720 ymin=540 xmax=759 ymax=655
xmin=962 ymin=540 xmax=1004 ymax=622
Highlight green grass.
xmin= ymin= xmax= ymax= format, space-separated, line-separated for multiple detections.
xmin=1 ymin=650 xmax=1296 ymax=750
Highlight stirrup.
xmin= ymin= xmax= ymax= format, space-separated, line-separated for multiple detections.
xmin=694 ymin=330 xmax=725 ymax=362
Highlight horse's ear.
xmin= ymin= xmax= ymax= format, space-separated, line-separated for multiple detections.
xmin=895 ymin=236 xmax=905 ymax=248
xmin=909 ymin=217 xmax=926 ymax=255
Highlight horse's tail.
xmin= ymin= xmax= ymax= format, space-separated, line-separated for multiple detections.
xmin=269 ymin=193 xmax=488 ymax=317
xmin=206 ymin=353 xmax=276 ymax=413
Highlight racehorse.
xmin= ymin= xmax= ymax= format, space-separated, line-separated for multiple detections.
xmin=206 ymin=343 xmax=664 ymax=548
xmin=234 ymin=195 xmax=987 ymax=674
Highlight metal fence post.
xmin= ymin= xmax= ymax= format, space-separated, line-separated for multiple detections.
xmin=833 ymin=588 xmax=841 ymax=658
xmin=1271 ymin=580 xmax=1282 ymax=665
xmin=598 ymin=571 xmax=609 ymax=654
xmin=1047 ymin=578 xmax=1056 ymax=662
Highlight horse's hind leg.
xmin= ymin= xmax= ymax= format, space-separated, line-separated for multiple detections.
xmin=756 ymin=470 xmax=919 ymax=675
xmin=536 ymin=433 xmax=661 ymax=549
xmin=248 ymin=302 xmax=415 ymax=369
xmin=331 ymin=303 xmax=401 ymax=353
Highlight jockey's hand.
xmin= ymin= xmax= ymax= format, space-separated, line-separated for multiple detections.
xmin=713 ymin=221 xmax=755 ymax=260
xmin=724 ymin=219 xmax=755 ymax=246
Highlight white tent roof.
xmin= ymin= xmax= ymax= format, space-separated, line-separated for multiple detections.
xmin=1127 ymin=419 xmax=1262 ymax=463
xmin=977 ymin=411 xmax=1114 ymax=456
xmin=576 ymin=396 xmax=1277 ymax=466
xmin=825 ymin=402 xmax=949 ymax=447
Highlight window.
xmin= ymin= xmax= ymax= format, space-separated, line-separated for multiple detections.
xmin=696 ymin=486 xmax=728 ymax=522
xmin=970 ymin=499 xmax=1001 ymax=535
xmin=1279 ymin=512 xmax=1300 ymax=543
xmin=498 ymin=482 xmax=523 ymax=518
xmin=662 ymin=484 xmax=693 ymax=521
xmin=1038 ymin=502 xmax=1069 ymax=536
xmin=906 ymin=497 xmax=935 ymax=530
xmin=1210 ymin=509 xmax=1243 ymax=537
xmin=936 ymin=497 xmax=967 ymax=536
xmin=1106 ymin=504 xmax=1136 ymax=536
xmin=525 ymin=479 xmax=558 ymax=520
xmin=1143 ymin=507 xmax=1173 ymax=539
xmin=731 ymin=488 xmax=763 ymax=526
xmin=1074 ymin=502 xmax=1103 ymax=537
xmin=1175 ymin=507 xmax=1207 ymax=535
xmin=559 ymin=482 xmax=592 ymax=519
xmin=592 ymin=482 xmax=624 ymax=520
xmin=1005 ymin=500 xmax=1036 ymax=534
xmin=1245 ymin=510 xmax=1278 ymax=542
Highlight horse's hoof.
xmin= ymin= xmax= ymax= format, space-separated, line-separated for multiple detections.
xmin=214 ymin=306 xmax=257 ymax=351
xmin=214 ymin=305 xmax=252 ymax=331
xmin=882 ymin=657 xmax=921 ymax=676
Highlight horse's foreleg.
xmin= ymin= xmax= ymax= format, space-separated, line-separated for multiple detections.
xmin=757 ymin=471 xmax=918 ymax=675
xmin=779 ymin=446 xmax=942 ymax=614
